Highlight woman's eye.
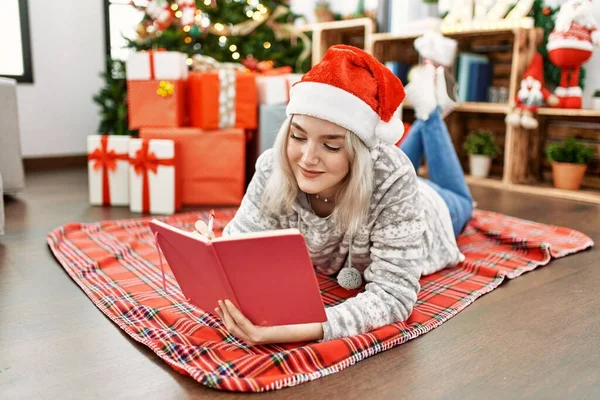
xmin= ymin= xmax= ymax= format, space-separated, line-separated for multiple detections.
xmin=290 ymin=133 xmax=306 ymax=141
xmin=324 ymin=143 xmax=342 ymax=152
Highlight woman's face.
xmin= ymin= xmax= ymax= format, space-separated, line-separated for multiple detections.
xmin=286 ymin=115 xmax=351 ymax=198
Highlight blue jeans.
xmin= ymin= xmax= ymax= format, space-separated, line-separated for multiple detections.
xmin=400 ymin=109 xmax=473 ymax=236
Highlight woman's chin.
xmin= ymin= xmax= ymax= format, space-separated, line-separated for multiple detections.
xmin=295 ymin=176 xmax=324 ymax=195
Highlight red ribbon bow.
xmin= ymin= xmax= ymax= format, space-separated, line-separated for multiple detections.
xmin=130 ymin=139 xmax=175 ymax=214
xmin=88 ymin=136 xmax=129 ymax=206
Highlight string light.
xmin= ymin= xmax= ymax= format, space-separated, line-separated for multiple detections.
xmin=219 ymin=36 xmax=227 ymax=44
xmin=232 ymin=52 xmax=240 ymax=60
xmin=183 ymin=25 xmax=191 ymax=32
xmin=253 ymin=11 xmax=261 ymax=20
xmin=246 ymin=10 xmax=253 ymax=18
xmin=184 ymin=36 xmax=192 ymax=43
xmin=229 ymin=44 xmax=237 ymax=51
xmin=204 ymin=0 xmax=212 ymax=5
xmin=263 ymin=41 xmax=271 ymax=49
xmin=195 ymin=14 xmax=202 ymax=22
xmin=171 ymin=4 xmax=178 ymax=11
xmin=175 ymin=10 xmax=183 ymax=18
xmin=186 ymin=58 xmax=193 ymax=66
xmin=214 ymin=23 xmax=224 ymax=31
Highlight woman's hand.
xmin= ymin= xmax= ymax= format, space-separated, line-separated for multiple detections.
xmin=215 ymin=299 xmax=324 ymax=346
xmin=192 ymin=220 xmax=215 ymax=240
xmin=215 ymin=300 xmax=271 ymax=346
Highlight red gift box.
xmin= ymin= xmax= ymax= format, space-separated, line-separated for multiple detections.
xmin=187 ymin=70 xmax=257 ymax=130
xmin=139 ymin=127 xmax=246 ymax=205
xmin=128 ymin=80 xmax=186 ymax=130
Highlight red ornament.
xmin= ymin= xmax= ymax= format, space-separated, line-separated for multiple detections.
xmin=542 ymin=7 xmax=551 ymax=16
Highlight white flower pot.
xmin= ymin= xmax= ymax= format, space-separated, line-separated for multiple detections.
xmin=469 ymin=155 xmax=492 ymax=178
xmin=592 ymin=97 xmax=600 ymax=111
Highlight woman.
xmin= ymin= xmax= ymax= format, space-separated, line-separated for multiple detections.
xmin=201 ymin=45 xmax=472 ymax=346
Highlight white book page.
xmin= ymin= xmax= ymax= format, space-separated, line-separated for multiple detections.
xmin=150 ymin=219 xmax=300 ymax=243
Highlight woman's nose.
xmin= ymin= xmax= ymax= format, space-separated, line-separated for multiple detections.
xmin=301 ymin=142 xmax=319 ymax=165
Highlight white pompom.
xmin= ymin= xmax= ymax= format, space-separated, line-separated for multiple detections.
xmin=337 ymin=267 xmax=363 ymax=290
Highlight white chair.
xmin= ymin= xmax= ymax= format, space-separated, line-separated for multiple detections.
xmin=0 ymin=77 xmax=25 ymax=196
xmin=0 ymin=77 xmax=26 ymax=235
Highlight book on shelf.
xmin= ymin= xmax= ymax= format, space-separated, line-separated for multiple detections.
xmin=456 ymin=53 xmax=489 ymax=102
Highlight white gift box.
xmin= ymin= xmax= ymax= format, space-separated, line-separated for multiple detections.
xmin=126 ymin=51 xmax=189 ymax=81
xmin=129 ymin=138 xmax=176 ymax=215
xmin=256 ymin=73 xmax=303 ymax=105
xmin=87 ymin=135 xmax=130 ymax=206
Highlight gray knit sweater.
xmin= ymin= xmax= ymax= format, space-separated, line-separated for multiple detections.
xmin=223 ymin=144 xmax=462 ymax=341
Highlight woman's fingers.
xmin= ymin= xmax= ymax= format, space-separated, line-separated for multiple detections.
xmin=223 ymin=300 xmax=256 ymax=334
xmin=193 ymin=220 xmax=215 ymax=239
xmin=194 ymin=220 xmax=208 ymax=235
xmin=218 ymin=301 xmax=251 ymax=343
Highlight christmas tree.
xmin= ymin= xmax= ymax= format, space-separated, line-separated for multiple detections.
xmin=93 ymin=59 xmax=131 ymax=136
xmin=94 ymin=0 xmax=310 ymax=135
xmin=130 ymin=0 xmax=309 ymax=71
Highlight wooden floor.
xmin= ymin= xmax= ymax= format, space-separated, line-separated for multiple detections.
xmin=1 ymin=167 xmax=599 ymax=399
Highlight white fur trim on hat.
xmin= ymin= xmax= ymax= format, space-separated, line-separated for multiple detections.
xmin=375 ymin=105 xmax=404 ymax=145
xmin=414 ymin=31 xmax=458 ymax=67
xmin=287 ymin=82 xmax=403 ymax=148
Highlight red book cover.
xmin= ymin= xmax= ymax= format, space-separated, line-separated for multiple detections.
xmin=150 ymin=220 xmax=327 ymax=326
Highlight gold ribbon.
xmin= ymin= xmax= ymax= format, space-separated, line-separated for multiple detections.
xmin=156 ymin=80 xmax=174 ymax=98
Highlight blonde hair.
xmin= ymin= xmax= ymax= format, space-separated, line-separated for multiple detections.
xmin=262 ymin=117 xmax=373 ymax=237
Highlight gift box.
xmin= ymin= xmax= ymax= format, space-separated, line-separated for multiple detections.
xmin=126 ymin=51 xmax=188 ymax=81
xmin=139 ymin=127 xmax=246 ymax=206
xmin=87 ymin=135 xmax=130 ymax=206
xmin=188 ymin=70 xmax=257 ymax=130
xmin=258 ymin=103 xmax=288 ymax=154
xmin=128 ymin=80 xmax=186 ymax=129
xmin=129 ymin=138 xmax=178 ymax=215
xmin=256 ymin=73 xmax=303 ymax=105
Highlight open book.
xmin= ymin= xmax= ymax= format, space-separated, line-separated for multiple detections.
xmin=150 ymin=219 xmax=327 ymax=326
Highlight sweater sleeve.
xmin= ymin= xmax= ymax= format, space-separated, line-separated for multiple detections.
xmin=321 ymin=161 xmax=427 ymax=341
xmin=222 ymin=149 xmax=281 ymax=236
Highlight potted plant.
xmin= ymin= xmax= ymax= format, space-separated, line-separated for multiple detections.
xmin=546 ymin=137 xmax=595 ymax=190
xmin=463 ymin=130 xmax=500 ymax=178
xmin=593 ymin=90 xmax=600 ymax=111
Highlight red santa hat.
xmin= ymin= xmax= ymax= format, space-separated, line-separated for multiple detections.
xmin=286 ymin=45 xmax=406 ymax=148
xmin=523 ymin=53 xmax=545 ymax=84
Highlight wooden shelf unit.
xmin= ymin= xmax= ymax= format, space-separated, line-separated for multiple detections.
xmin=465 ymin=176 xmax=600 ymax=204
xmin=300 ymin=18 xmax=375 ymax=66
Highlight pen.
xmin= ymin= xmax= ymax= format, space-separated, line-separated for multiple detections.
xmin=207 ymin=209 xmax=215 ymax=238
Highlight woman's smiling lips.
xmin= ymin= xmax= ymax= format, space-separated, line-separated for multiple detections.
xmin=298 ymin=165 xmax=324 ymax=179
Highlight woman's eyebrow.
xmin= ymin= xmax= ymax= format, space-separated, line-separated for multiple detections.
xmin=292 ymin=122 xmax=344 ymax=140
xmin=291 ymin=122 xmax=307 ymax=133
xmin=323 ymin=134 xmax=345 ymax=140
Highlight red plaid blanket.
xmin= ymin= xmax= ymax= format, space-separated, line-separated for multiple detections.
xmin=47 ymin=209 xmax=593 ymax=392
